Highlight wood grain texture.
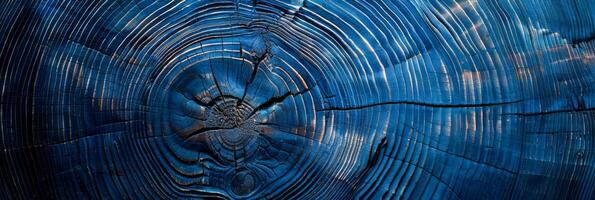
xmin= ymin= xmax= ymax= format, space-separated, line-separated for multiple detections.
xmin=0 ymin=0 xmax=593 ymax=199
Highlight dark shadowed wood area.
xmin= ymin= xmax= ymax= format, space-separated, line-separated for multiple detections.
xmin=0 ymin=0 xmax=594 ymax=199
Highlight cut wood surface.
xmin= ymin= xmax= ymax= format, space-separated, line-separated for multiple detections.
xmin=0 ymin=0 xmax=593 ymax=199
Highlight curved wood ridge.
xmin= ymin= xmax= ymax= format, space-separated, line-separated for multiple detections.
xmin=0 ymin=0 xmax=594 ymax=199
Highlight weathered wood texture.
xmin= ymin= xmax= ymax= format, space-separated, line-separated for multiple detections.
xmin=0 ymin=0 xmax=594 ymax=199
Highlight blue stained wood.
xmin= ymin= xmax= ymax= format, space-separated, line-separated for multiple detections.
xmin=0 ymin=0 xmax=593 ymax=199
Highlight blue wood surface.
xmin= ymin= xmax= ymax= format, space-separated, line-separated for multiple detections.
xmin=0 ymin=0 xmax=593 ymax=199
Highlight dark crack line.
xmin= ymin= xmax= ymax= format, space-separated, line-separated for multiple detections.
xmin=237 ymin=43 xmax=248 ymax=109
xmin=348 ymin=136 xmax=387 ymax=198
xmin=318 ymin=99 xmax=524 ymax=111
xmin=216 ymin=37 xmax=229 ymax=109
xmin=371 ymin=121 xmax=470 ymax=200
xmin=238 ymin=45 xmax=269 ymax=108
xmin=245 ymin=84 xmax=318 ymax=120
xmin=200 ymin=41 xmax=225 ymax=112
xmin=367 ymin=137 xmax=387 ymax=168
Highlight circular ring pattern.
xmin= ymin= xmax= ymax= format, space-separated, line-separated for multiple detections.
xmin=0 ymin=0 xmax=594 ymax=199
